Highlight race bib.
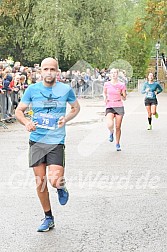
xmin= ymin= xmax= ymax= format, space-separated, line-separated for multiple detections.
xmin=36 ymin=113 xmax=57 ymax=130
xmin=147 ymin=91 xmax=154 ymax=99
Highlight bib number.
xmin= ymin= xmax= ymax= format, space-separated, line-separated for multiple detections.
xmin=147 ymin=91 xmax=153 ymax=99
xmin=36 ymin=113 xmax=57 ymax=130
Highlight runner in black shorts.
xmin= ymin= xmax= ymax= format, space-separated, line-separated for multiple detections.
xmin=141 ymin=72 xmax=163 ymax=130
xmin=29 ymin=141 xmax=65 ymax=168
xmin=15 ymin=57 xmax=80 ymax=232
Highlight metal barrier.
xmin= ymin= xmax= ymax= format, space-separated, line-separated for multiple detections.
xmin=0 ymin=76 xmax=156 ymax=128
xmin=73 ymin=78 xmax=139 ymax=98
xmin=0 ymin=91 xmax=16 ymax=128
xmin=127 ymin=77 xmax=139 ymax=91
xmin=72 ymin=79 xmax=104 ymax=98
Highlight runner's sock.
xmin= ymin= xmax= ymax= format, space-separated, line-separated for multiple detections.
xmin=45 ymin=209 xmax=53 ymax=217
xmin=148 ymin=117 xmax=152 ymax=125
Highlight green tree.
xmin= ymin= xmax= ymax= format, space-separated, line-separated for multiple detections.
xmin=0 ymin=0 xmax=161 ymax=76
xmin=134 ymin=0 xmax=167 ymax=45
xmin=34 ymin=0 xmax=139 ymax=69
xmin=0 ymin=0 xmax=38 ymax=64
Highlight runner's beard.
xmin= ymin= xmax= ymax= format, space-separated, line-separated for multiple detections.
xmin=44 ymin=76 xmax=56 ymax=85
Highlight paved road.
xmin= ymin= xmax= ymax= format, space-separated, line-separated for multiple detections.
xmin=0 ymin=92 xmax=167 ymax=252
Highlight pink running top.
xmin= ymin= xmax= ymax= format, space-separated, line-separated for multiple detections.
xmin=104 ymin=81 xmax=126 ymax=108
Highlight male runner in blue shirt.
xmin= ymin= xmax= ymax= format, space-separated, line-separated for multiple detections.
xmin=15 ymin=57 xmax=80 ymax=232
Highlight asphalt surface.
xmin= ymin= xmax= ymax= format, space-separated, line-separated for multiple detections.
xmin=0 ymin=92 xmax=167 ymax=252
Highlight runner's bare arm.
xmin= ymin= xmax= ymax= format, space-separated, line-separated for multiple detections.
xmin=121 ymin=90 xmax=126 ymax=101
xmin=15 ymin=102 xmax=37 ymax=131
xmin=58 ymin=100 xmax=80 ymax=128
xmin=103 ymin=87 xmax=108 ymax=103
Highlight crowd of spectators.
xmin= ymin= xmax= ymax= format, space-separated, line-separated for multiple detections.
xmin=0 ymin=59 xmax=129 ymax=99
xmin=0 ymin=59 xmax=130 ymax=125
xmin=0 ymin=60 xmax=43 ymax=122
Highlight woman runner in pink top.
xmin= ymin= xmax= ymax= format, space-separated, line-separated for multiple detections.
xmin=103 ymin=68 xmax=126 ymax=151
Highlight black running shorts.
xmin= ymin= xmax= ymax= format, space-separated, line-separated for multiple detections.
xmin=29 ymin=140 xmax=65 ymax=168
xmin=144 ymin=98 xmax=158 ymax=106
xmin=106 ymin=107 xmax=125 ymax=116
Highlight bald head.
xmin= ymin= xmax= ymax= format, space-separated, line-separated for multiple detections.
xmin=41 ymin=57 xmax=59 ymax=86
xmin=41 ymin=57 xmax=58 ymax=70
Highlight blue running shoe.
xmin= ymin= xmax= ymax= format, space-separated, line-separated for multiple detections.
xmin=57 ymin=187 xmax=69 ymax=205
xmin=37 ymin=216 xmax=55 ymax=232
xmin=116 ymin=144 xmax=121 ymax=151
xmin=109 ymin=132 xmax=114 ymax=142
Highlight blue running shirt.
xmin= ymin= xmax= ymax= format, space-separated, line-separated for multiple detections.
xmin=141 ymin=81 xmax=163 ymax=99
xmin=21 ymin=81 xmax=76 ymax=144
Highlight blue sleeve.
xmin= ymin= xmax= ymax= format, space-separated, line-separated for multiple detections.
xmin=141 ymin=83 xmax=147 ymax=94
xmin=21 ymin=85 xmax=32 ymax=105
xmin=156 ymin=83 xmax=163 ymax=94
xmin=67 ymin=87 xmax=77 ymax=104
